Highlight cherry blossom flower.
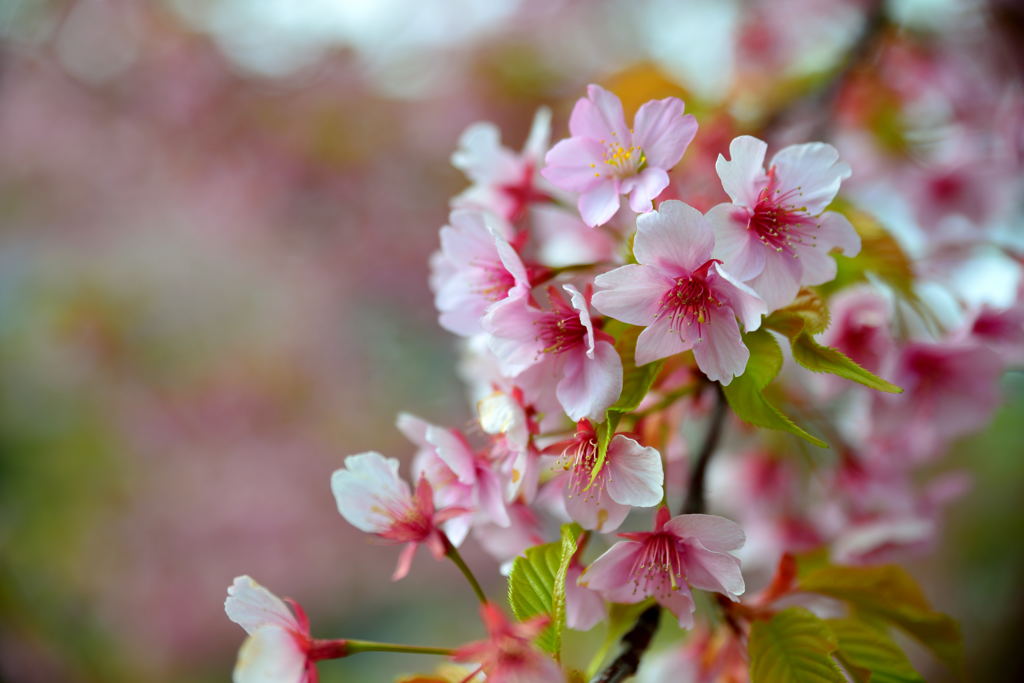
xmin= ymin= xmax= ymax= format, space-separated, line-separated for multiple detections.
xmin=581 ymin=508 xmax=745 ymax=628
xmin=453 ymin=603 xmax=564 ymax=683
xmin=432 ymin=209 xmax=531 ymax=337
xmin=486 ymin=284 xmax=623 ymax=421
xmin=706 ymin=135 xmax=861 ymax=311
xmin=225 ymin=576 xmax=344 ymax=683
xmin=452 ymin=107 xmax=553 ymax=222
xmin=592 ymin=200 xmax=766 ymax=384
xmin=542 ymin=84 xmax=698 ymax=227
xmin=331 ymin=452 xmax=466 ymax=580
xmin=550 ymin=420 xmax=664 ymax=532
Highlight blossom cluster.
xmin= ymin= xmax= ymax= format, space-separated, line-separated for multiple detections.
xmin=223 ymin=81 xmax=1018 ymax=682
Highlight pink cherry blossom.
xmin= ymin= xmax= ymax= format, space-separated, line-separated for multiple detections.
xmin=485 ymin=284 xmax=623 ymax=421
xmin=706 ymin=135 xmax=861 ymax=311
xmin=452 ymin=107 xmax=553 ymax=222
xmin=551 ymin=420 xmax=664 ymax=532
xmin=592 ymin=200 xmax=766 ymax=384
xmin=820 ymin=286 xmax=894 ymax=374
xmin=330 ymin=452 xmax=466 ymax=580
xmin=581 ymin=508 xmax=745 ymax=628
xmin=453 ymin=603 xmax=564 ymax=683
xmin=432 ymin=209 xmax=531 ymax=337
xmin=225 ymin=576 xmax=344 ymax=683
xmin=542 ymin=84 xmax=698 ymax=227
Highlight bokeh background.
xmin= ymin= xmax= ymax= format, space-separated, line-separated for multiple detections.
xmin=0 ymin=0 xmax=1021 ymax=681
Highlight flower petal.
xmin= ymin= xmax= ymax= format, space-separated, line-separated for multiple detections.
xmin=556 ymin=341 xmax=623 ymax=422
xmin=633 ymin=97 xmax=697 ymax=169
xmin=636 ymin=314 xmax=694 ymax=366
xmin=691 ymin=306 xmax=749 ymax=384
xmin=716 ymin=135 xmax=768 ymax=207
xmin=747 ymin=250 xmax=802 ymax=312
xmin=604 ymin=435 xmax=664 ymax=507
xmin=682 ymin=544 xmax=745 ymax=599
xmin=707 ymin=202 xmax=764 ymax=281
xmin=225 ymin=576 xmax=300 ymax=635
xmin=578 ymin=180 xmax=622 ymax=227
xmin=331 ymin=452 xmax=412 ymax=534
xmin=624 ymin=166 xmax=670 ymax=213
xmin=233 ymin=625 xmax=307 ymax=683
xmin=581 ymin=541 xmax=645 ymax=603
xmin=664 ymin=514 xmax=746 ymax=551
xmin=769 ymin=142 xmax=851 ymax=215
xmin=711 ymin=263 xmax=766 ymax=331
xmin=542 ymin=137 xmax=607 ymax=193
xmin=592 ymin=264 xmax=669 ymax=326
xmin=633 ymin=200 xmax=714 ymax=273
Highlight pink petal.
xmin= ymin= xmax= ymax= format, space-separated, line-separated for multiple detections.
xmin=392 ymin=542 xmax=418 ymax=581
xmin=564 ymin=284 xmax=596 ymax=358
xmin=623 ymin=166 xmax=670 ymax=213
xmin=565 ymin=482 xmax=630 ymax=532
xmin=542 ymin=137 xmax=607 ymax=193
xmin=566 ymin=565 xmax=606 ymax=631
xmin=484 ymin=293 xmax=546 ymax=376
xmin=604 ymin=435 xmax=664 ymax=507
xmin=711 ymin=263 xmax=766 ymax=331
xmin=426 ymin=427 xmax=476 ymax=485
xmin=657 ymin=586 xmax=696 ymax=629
xmin=769 ymin=142 xmax=851 ymax=215
xmin=747 ymin=250 xmax=802 ymax=312
xmin=572 ymin=84 xmax=630 ymax=141
xmin=633 ymin=97 xmax=697 ymax=169
xmin=451 ymin=122 xmax=520 ymax=185
xmin=707 ymin=202 xmax=764 ymax=281
xmin=556 ymin=341 xmax=623 ymax=422
xmin=633 ymin=200 xmax=714 ymax=273
xmin=816 ymin=210 xmax=861 ymax=256
xmin=690 ymin=307 xmax=749 ymax=385
xmin=581 ymin=541 xmax=645 ymax=603
xmin=681 ymin=544 xmax=745 ymax=599
xmin=477 ymin=466 xmax=512 ymax=528
xmin=636 ymin=314 xmax=694 ymax=366
xmin=716 ymin=135 xmax=768 ymax=207
xmin=592 ymin=264 xmax=669 ymax=326
xmin=664 ymin=514 xmax=746 ymax=551
xmin=578 ymin=179 xmax=622 ymax=227
xmin=793 ymin=242 xmax=838 ymax=287
xmin=522 ymin=106 xmax=552 ymax=161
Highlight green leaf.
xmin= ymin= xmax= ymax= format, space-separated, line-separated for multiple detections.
xmin=764 ymin=289 xmax=901 ymax=394
xmin=507 ymin=525 xmax=580 ymax=656
xmin=790 ymin=333 xmax=902 ymax=394
xmin=827 ymin=618 xmax=924 ymax=683
xmin=799 ymin=565 xmax=964 ymax=673
xmin=588 ymin=413 xmax=618 ymax=487
xmin=605 ymin=319 xmax=663 ymax=415
xmin=721 ymin=329 xmax=827 ymax=448
xmin=749 ymin=607 xmax=845 ymax=683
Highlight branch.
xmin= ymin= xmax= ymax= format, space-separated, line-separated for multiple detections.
xmin=681 ymin=383 xmax=727 ymax=515
xmin=590 ymin=605 xmax=661 ymax=683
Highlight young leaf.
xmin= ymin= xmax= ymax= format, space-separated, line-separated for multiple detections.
xmin=827 ymin=618 xmax=924 ymax=683
xmin=748 ymin=607 xmax=845 ymax=683
xmin=604 ymin=319 xmax=663 ymax=414
xmin=799 ymin=564 xmax=964 ymax=674
xmin=507 ymin=525 xmax=580 ymax=656
xmin=790 ymin=333 xmax=902 ymax=393
xmin=721 ymin=329 xmax=827 ymax=448
xmin=764 ymin=288 xmax=831 ymax=338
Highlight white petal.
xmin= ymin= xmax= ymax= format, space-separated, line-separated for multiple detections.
xmin=769 ymin=142 xmax=850 ymax=215
xmin=691 ymin=307 xmax=748 ymax=385
xmin=330 ymin=452 xmax=411 ymax=533
xmin=664 ymin=513 xmax=746 ymax=551
xmin=225 ymin=576 xmax=299 ymax=635
xmin=716 ymin=136 xmax=768 ymax=207
xmin=593 ymin=264 xmax=670 ymax=327
xmin=233 ymin=625 xmax=307 ymax=683
xmin=707 ymin=202 xmax=764 ymax=281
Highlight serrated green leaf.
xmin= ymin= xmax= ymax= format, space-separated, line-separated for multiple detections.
xmin=749 ymin=607 xmax=845 ymax=683
xmin=507 ymin=525 xmax=579 ymax=656
xmin=827 ymin=618 xmax=924 ymax=683
xmin=721 ymin=329 xmax=827 ymax=448
xmin=790 ymin=333 xmax=902 ymax=393
xmin=799 ymin=565 xmax=963 ymax=674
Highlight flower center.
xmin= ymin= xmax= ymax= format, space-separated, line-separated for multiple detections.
xmin=749 ymin=170 xmax=818 ymax=256
xmin=473 ymin=259 xmax=517 ymax=302
xmin=631 ymin=532 xmax=686 ymax=598
xmin=592 ymin=136 xmax=646 ymax=179
xmin=655 ymin=260 xmax=723 ymax=337
xmin=560 ymin=428 xmax=605 ymax=499
xmin=536 ymin=288 xmax=587 ymax=355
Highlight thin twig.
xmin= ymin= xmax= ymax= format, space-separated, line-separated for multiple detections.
xmin=590 ymin=605 xmax=661 ymax=683
xmin=681 ymin=383 xmax=728 ymax=515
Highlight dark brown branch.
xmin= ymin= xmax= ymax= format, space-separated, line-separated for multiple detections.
xmin=681 ymin=383 xmax=727 ymax=515
xmin=591 ymin=605 xmax=661 ymax=683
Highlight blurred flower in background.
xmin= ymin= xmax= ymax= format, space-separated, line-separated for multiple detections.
xmin=0 ymin=0 xmax=1020 ymax=681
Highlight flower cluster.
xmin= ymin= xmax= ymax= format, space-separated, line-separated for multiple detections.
xmin=223 ymin=80 xmax=1016 ymax=682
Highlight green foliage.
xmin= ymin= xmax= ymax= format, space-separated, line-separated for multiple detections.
xmin=605 ymin=320 xmax=663 ymax=415
xmin=722 ymin=329 xmax=827 ymax=447
xmin=765 ymin=289 xmax=901 ymax=394
xmin=507 ymin=525 xmax=580 ymax=656
xmin=827 ymin=618 xmax=924 ymax=683
xmin=749 ymin=608 xmax=845 ymax=682
xmin=799 ymin=564 xmax=964 ymax=674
